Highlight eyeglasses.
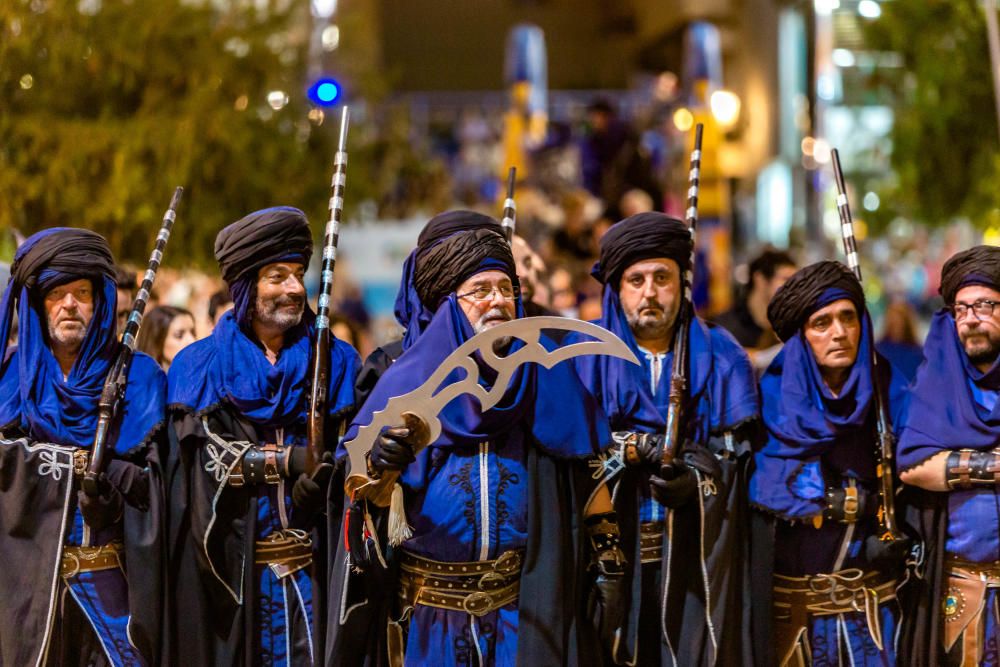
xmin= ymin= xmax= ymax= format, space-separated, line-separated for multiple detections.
xmin=456 ymin=284 xmax=520 ymax=303
xmin=952 ymin=299 xmax=999 ymax=321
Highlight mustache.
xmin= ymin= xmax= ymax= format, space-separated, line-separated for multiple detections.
xmin=55 ymin=314 xmax=86 ymax=326
xmin=271 ymin=294 xmax=305 ymax=308
xmin=480 ymin=308 xmax=512 ymax=323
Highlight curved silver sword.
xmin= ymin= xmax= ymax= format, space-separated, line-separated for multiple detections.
xmin=344 ymin=316 xmax=639 ymax=502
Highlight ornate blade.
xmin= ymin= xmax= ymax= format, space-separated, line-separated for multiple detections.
xmin=345 ymin=316 xmax=638 ymax=496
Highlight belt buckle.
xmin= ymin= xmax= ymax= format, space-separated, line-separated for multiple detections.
xmin=73 ymin=450 xmax=89 ymax=478
xmin=478 ymin=571 xmax=506 ymax=590
xmin=494 ymin=550 xmax=521 ymax=575
xmin=462 ymin=591 xmax=494 ymax=616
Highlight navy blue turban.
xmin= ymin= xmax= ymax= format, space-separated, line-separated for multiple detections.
xmin=592 ymin=212 xmax=692 ymax=288
xmin=940 ymin=245 xmax=1000 ymax=305
xmin=214 ymin=206 xmax=313 ymax=326
xmin=767 ymin=261 xmax=866 ymax=343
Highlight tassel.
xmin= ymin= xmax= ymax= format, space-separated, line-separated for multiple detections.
xmin=388 ymin=482 xmax=412 ymax=547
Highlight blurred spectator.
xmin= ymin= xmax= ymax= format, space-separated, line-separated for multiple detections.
xmin=550 ymin=267 xmax=579 ymax=318
xmin=876 ymin=300 xmax=925 ymax=383
xmin=331 ymin=313 xmax=370 ymax=359
xmin=512 ymin=235 xmax=554 ymax=316
xmin=136 ymin=305 xmax=197 ymax=371
xmin=114 ymin=265 xmax=138 ymax=336
xmin=549 ymin=189 xmax=602 ymax=266
xmin=579 ymin=98 xmax=661 ymax=219
xmin=619 ymin=188 xmax=655 ymax=218
xmin=208 ymin=288 xmax=233 ymax=328
xmin=713 ymin=248 xmax=797 ymax=373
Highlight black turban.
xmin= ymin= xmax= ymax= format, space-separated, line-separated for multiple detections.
xmin=413 ymin=226 xmax=515 ymax=309
xmin=767 ymin=261 xmax=865 ymax=342
xmin=214 ymin=206 xmax=313 ymax=286
xmin=940 ymin=245 xmax=1000 ymax=305
xmin=417 ymin=209 xmax=502 ymax=249
xmin=11 ymin=227 xmax=115 ymax=293
xmin=592 ymin=212 xmax=692 ymax=287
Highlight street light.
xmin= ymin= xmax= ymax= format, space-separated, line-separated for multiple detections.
xmin=710 ymin=89 xmax=741 ymax=129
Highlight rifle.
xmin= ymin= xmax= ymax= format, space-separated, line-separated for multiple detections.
xmin=831 ymin=148 xmax=904 ymax=543
xmin=500 ymin=167 xmax=517 ymax=244
xmin=660 ymin=123 xmax=703 ymax=467
xmin=83 ymin=186 xmax=183 ymax=496
xmin=306 ymin=106 xmax=350 ymax=475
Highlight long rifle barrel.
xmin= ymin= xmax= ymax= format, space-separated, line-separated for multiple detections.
xmin=831 ymin=149 xmax=904 ymax=542
xmin=500 ymin=167 xmax=517 ymax=244
xmin=661 ymin=123 xmax=703 ymax=467
xmin=306 ymin=106 xmax=350 ymax=474
xmin=83 ymin=186 xmax=183 ymax=495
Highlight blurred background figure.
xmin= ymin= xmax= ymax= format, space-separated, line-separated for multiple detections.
xmin=512 ymin=234 xmax=554 ymax=316
xmin=114 ymin=265 xmax=138 ymax=336
xmin=713 ymin=247 xmax=797 ymax=372
xmin=136 ymin=305 xmax=197 ymax=371
xmin=876 ymin=300 xmax=924 ymax=383
xmin=207 ymin=288 xmax=233 ymax=329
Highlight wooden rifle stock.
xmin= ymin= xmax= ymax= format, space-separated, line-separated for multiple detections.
xmin=661 ymin=124 xmax=703 ymax=467
xmin=83 ymin=186 xmax=183 ymax=496
xmin=831 ymin=149 xmax=903 ymax=542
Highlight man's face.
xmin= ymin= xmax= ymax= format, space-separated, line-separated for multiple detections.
xmin=455 ymin=270 xmax=517 ymax=334
xmin=116 ymin=288 xmax=133 ymax=334
xmin=803 ymin=299 xmax=861 ymax=372
xmin=44 ymin=278 xmax=95 ymax=351
xmin=953 ymin=285 xmax=1000 ymax=368
xmin=511 ymin=236 xmax=547 ymax=305
xmin=758 ymin=264 xmax=797 ymax=302
xmin=618 ymin=258 xmax=681 ymax=344
xmin=254 ymin=262 xmax=306 ymax=332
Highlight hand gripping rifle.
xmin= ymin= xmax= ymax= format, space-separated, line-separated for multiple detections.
xmin=500 ymin=167 xmax=517 ymax=244
xmin=831 ymin=148 xmax=904 ymax=543
xmin=83 ymin=187 xmax=183 ymax=496
xmin=306 ymin=106 xmax=350 ymax=476
xmin=660 ymin=124 xmax=703 ymax=467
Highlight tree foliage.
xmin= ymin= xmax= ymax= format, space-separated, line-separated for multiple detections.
xmin=865 ymin=0 xmax=1000 ymax=229
xmin=0 ymin=0 xmax=418 ymax=266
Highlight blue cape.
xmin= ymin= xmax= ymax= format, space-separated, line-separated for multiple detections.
xmin=167 ymin=308 xmax=359 ymax=428
xmin=750 ymin=314 xmax=908 ymax=519
xmin=343 ymin=295 xmax=611 ymax=459
xmin=0 ymin=231 xmax=165 ymax=455
xmin=898 ymin=309 xmax=1000 ymax=469
xmin=570 ymin=285 xmax=759 ymax=441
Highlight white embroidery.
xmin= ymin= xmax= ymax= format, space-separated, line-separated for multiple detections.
xmin=203 ymin=442 xmax=229 ymax=483
xmin=699 ymin=476 xmax=717 ymax=497
xmin=590 ymin=449 xmax=625 ymax=480
xmin=37 ymin=450 xmax=65 ymax=481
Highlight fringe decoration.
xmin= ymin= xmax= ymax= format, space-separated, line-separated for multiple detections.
xmin=388 ymin=482 xmax=412 ymax=547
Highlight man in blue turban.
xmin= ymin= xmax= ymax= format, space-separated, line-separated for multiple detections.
xmin=164 ymin=207 xmax=360 ymax=666
xmin=327 ymin=210 xmax=623 ymax=667
xmin=0 ymin=228 xmax=167 ymax=666
xmin=896 ymin=245 xmax=1000 ymax=666
xmin=570 ymin=211 xmax=761 ymax=666
xmin=750 ymin=260 xmax=912 ymax=666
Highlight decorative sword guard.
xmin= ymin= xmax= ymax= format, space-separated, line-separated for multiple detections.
xmin=344 ymin=316 xmax=640 ymax=505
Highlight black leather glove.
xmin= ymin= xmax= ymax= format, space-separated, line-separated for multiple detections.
xmin=613 ymin=431 xmax=663 ymax=467
xmin=649 ymin=461 xmax=698 ymax=508
xmin=369 ymin=426 xmax=416 ymax=474
xmin=104 ymin=459 xmax=150 ymax=510
xmin=292 ymin=453 xmax=333 ymax=512
xmin=77 ymin=480 xmax=124 ymax=531
xmin=864 ymin=534 xmax=914 ymax=568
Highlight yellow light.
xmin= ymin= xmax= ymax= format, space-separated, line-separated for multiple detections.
xmin=234 ymin=94 xmax=249 ymax=111
xmin=308 ymin=108 xmax=325 ymax=125
xmin=984 ymin=225 xmax=1000 ymax=246
xmin=673 ymin=107 xmax=694 ymax=132
xmin=19 ymin=74 xmax=33 ymax=90
xmin=801 ymin=136 xmax=816 ymax=156
xmin=710 ymin=89 xmax=741 ymax=129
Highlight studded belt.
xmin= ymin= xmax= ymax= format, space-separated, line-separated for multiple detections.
xmin=398 ymin=549 xmax=522 ymax=616
xmin=640 ymin=521 xmax=663 ymax=564
xmin=942 ymin=557 xmax=1000 ymax=660
xmin=61 ymin=541 xmax=124 ymax=578
xmin=254 ymin=529 xmax=313 ymax=579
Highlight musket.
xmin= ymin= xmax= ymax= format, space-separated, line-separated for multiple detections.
xmin=831 ymin=148 xmax=904 ymax=543
xmin=661 ymin=123 xmax=703 ymax=467
xmin=500 ymin=167 xmax=517 ymax=244
xmin=82 ymin=186 xmax=183 ymax=496
xmin=306 ymin=106 xmax=350 ymax=475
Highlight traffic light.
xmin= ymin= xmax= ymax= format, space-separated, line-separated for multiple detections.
xmin=307 ymin=77 xmax=341 ymax=107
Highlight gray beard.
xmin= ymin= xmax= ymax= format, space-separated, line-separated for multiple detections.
xmin=474 ymin=308 xmax=513 ymax=352
xmin=626 ymin=305 xmax=671 ymax=341
xmin=255 ymin=294 xmax=304 ymax=331
xmin=48 ymin=319 xmax=87 ymax=348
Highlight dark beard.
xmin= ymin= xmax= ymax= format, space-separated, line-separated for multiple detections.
xmin=626 ymin=302 xmax=673 ymax=341
xmin=966 ymin=337 xmax=1000 ymax=367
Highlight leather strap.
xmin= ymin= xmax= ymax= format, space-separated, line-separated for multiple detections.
xmin=254 ymin=528 xmax=313 ymax=579
xmin=640 ymin=521 xmax=663 ymax=564
xmin=61 ymin=541 xmax=124 ymax=578
xmin=399 ymin=549 xmax=523 ymax=577
xmin=398 ymin=549 xmax=523 ymax=617
xmin=946 ymin=449 xmax=1000 ymax=489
